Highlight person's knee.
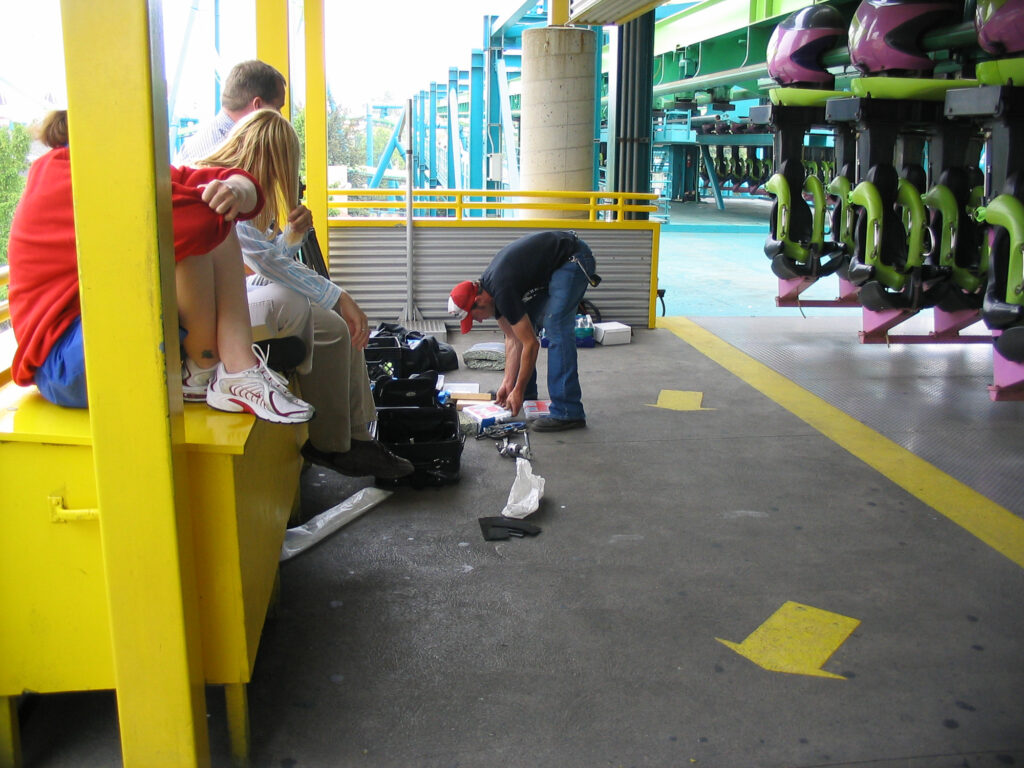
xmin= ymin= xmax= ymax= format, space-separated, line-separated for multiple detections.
xmin=311 ymin=303 xmax=350 ymax=345
xmin=249 ymin=284 xmax=312 ymax=339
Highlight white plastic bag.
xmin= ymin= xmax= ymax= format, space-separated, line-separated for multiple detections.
xmin=280 ymin=486 xmax=392 ymax=561
xmin=500 ymin=458 xmax=545 ymax=519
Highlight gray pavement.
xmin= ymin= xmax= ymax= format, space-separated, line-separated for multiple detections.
xmin=14 ymin=200 xmax=1024 ymax=767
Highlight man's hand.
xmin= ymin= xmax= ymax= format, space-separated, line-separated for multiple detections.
xmin=200 ymin=175 xmax=257 ymax=221
xmin=502 ymin=388 xmax=524 ymax=418
xmin=336 ymin=292 xmax=370 ymax=349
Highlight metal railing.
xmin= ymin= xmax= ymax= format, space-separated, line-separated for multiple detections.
xmin=0 ymin=265 xmax=11 ymax=387
xmin=0 ymin=265 xmax=9 ymax=327
xmin=326 ymin=188 xmax=659 ymax=223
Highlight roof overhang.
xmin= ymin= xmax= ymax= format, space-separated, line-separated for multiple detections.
xmin=568 ymin=0 xmax=671 ymax=25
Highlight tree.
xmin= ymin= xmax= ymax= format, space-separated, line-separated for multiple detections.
xmin=292 ymin=108 xmax=307 ymax=181
xmin=0 ymin=123 xmax=31 ymax=269
xmin=292 ymin=99 xmax=407 ymax=196
xmin=1 ymin=123 xmax=31 ymax=308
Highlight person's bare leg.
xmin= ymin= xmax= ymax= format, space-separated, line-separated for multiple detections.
xmin=175 ymin=251 xmax=220 ymax=368
xmin=208 ymin=228 xmax=259 ymax=373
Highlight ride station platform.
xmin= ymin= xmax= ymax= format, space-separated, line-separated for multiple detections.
xmin=13 ymin=199 xmax=1024 ymax=765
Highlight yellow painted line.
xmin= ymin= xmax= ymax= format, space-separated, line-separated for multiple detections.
xmin=659 ymin=316 xmax=1024 ymax=569
xmin=646 ymin=389 xmax=715 ymax=411
xmin=717 ymin=601 xmax=860 ymax=679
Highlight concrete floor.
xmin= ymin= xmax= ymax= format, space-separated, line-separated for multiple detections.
xmin=14 ymin=200 xmax=1024 ymax=767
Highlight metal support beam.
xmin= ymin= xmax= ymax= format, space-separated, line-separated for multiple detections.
xmin=448 ymin=67 xmax=459 ymax=189
xmin=593 ymin=26 xmax=604 ymax=192
xmin=429 ymin=83 xmax=439 ymax=187
xmin=60 ymin=1 xmax=209 ymax=764
xmin=255 ymin=0 xmax=290 ymax=119
xmin=470 ymin=48 xmax=485 ymax=199
xmin=485 ymin=14 xmax=504 ymax=192
xmin=495 ymin=57 xmax=520 ymax=189
xmin=416 ymin=91 xmax=428 ymax=188
xmin=369 ymin=105 xmax=407 ymax=189
xmin=613 ymin=11 xmax=655 ymax=219
xmin=304 ymin=0 xmax=328 ymax=249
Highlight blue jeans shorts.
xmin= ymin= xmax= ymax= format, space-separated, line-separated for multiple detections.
xmin=34 ymin=316 xmax=88 ymax=408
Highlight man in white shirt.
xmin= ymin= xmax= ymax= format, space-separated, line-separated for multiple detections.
xmin=176 ymin=60 xmax=286 ymax=165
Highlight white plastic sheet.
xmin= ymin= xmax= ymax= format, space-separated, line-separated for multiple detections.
xmin=500 ymin=458 xmax=545 ymax=519
xmin=280 ymin=487 xmax=392 ymax=561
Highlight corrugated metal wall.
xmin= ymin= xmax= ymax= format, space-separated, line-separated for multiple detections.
xmin=327 ymin=224 xmax=655 ymax=331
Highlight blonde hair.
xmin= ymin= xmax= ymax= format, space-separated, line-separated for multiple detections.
xmin=198 ymin=109 xmax=300 ymax=234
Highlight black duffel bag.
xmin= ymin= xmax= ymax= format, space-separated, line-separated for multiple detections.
xmin=371 ymin=322 xmax=459 ymax=374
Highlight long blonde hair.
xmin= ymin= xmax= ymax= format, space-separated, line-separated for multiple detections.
xmin=199 ymin=108 xmax=300 ymax=234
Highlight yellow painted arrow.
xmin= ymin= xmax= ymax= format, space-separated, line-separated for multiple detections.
xmin=645 ymin=389 xmax=715 ymax=411
xmin=716 ymin=601 xmax=859 ymax=679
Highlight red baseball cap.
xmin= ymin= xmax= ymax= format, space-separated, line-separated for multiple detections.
xmin=448 ymin=281 xmax=478 ymax=334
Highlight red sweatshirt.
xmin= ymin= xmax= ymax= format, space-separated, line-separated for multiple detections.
xmin=6 ymin=147 xmax=264 ymax=387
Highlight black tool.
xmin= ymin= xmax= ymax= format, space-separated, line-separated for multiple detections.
xmin=478 ymin=517 xmax=541 ymax=541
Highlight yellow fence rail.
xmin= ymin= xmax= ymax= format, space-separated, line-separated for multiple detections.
xmin=326 ymin=188 xmax=659 ymax=224
xmin=1 ymin=265 xmax=10 ymax=388
xmin=0 ymin=265 xmax=9 ymax=326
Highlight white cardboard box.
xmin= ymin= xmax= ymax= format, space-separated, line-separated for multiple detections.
xmin=462 ymin=402 xmax=512 ymax=428
xmin=594 ymin=321 xmax=631 ymax=345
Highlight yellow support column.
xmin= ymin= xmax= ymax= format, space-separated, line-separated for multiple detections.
xmin=1 ymin=696 xmax=21 ymax=768
xmin=256 ymin=0 xmax=291 ymax=119
xmin=549 ymin=0 xmax=570 ymax=25
xmin=59 ymin=2 xmax=209 ymax=766
xmin=304 ymin=0 xmax=329 ymax=248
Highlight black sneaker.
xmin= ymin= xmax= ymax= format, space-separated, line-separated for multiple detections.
xmin=301 ymin=439 xmax=414 ymax=479
xmin=530 ymin=416 xmax=587 ymax=432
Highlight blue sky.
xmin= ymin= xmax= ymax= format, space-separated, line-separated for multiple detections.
xmin=0 ymin=0 xmax=520 ymax=125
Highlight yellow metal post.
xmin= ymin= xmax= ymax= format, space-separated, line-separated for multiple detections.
xmin=224 ymin=683 xmax=251 ymax=768
xmin=255 ymin=0 xmax=291 ymax=119
xmin=59 ymin=1 xmax=209 ymax=766
xmin=304 ymin=0 xmax=329 ymax=249
xmin=549 ymin=0 xmax=570 ymax=25
xmin=1 ymin=696 xmax=21 ymax=768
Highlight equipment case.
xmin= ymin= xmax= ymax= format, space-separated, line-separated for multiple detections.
xmin=372 ymin=374 xmax=465 ymax=488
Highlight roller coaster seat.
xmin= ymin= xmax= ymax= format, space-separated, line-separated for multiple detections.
xmin=767 ymin=4 xmax=848 ymax=88
xmin=848 ymin=0 xmax=961 ymax=77
xmin=976 ymin=0 xmax=1024 ymax=56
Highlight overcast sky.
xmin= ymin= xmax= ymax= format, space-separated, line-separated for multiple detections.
xmin=0 ymin=0 xmax=524 ymax=123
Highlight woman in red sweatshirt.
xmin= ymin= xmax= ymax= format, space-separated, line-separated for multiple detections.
xmin=6 ymin=110 xmax=314 ymax=424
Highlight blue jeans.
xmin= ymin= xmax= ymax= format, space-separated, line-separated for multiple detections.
xmin=34 ymin=316 xmax=88 ymax=408
xmin=34 ymin=321 xmax=190 ymax=410
xmin=524 ymin=241 xmax=593 ymax=421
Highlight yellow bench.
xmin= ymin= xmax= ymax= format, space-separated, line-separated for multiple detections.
xmin=0 ymin=384 xmax=302 ymax=766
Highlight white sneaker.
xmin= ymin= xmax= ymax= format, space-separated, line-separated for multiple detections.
xmin=182 ymin=357 xmax=216 ymax=402
xmin=206 ymin=346 xmax=314 ymax=424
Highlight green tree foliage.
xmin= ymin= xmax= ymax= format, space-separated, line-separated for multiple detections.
xmin=292 ymin=108 xmax=306 ymax=182
xmin=1 ymin=123 xmax=31 ymax=307
xmin=293 ymin=98 xmax=407 ymax=213
xmin=1 ymin=123 xmax=32 ymax=269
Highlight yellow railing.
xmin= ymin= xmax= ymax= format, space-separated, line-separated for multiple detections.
xmin=0 ymin=265 xmax=9 ymax=326
xmin=327 ymin=188 xmax=659 ymax=223
xmin=0 ymin=265 xmax=10 ymax=388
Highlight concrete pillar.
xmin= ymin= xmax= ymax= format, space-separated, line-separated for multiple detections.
xmin=520 ymin=26 xmax=596 ymax=219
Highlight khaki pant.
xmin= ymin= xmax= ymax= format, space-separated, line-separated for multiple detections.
xmin=247 ymin=278 xmax=376 ymax=453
